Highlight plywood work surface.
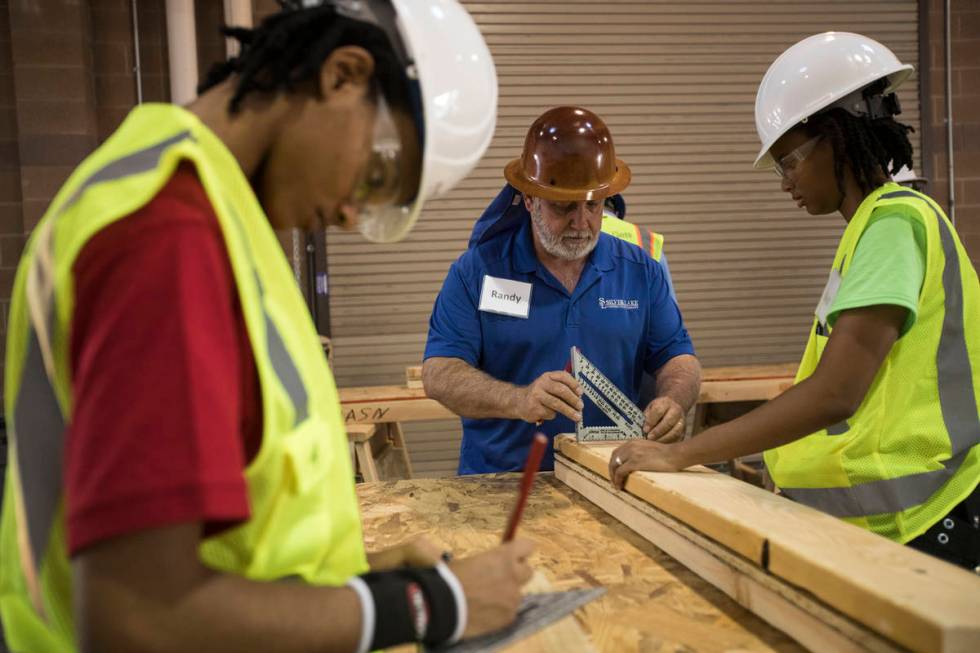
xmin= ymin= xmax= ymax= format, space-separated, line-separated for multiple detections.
xmin=358 ymin=474 xmax=803 ymax=653
xmin=555 ymin=437 xmax=980 ymax=653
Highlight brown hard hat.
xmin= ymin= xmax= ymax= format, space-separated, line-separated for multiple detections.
xmin=504 ymin=106 xmax=630 ymax=201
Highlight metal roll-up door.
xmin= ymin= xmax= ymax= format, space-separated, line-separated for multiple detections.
xmin=327 ymin=0 xmax=921 ymax=477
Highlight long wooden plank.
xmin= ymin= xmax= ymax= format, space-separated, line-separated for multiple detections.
xmin=555 ymin=436 xmax=980 ymax=653
xmin=555 ymin=457 xmax=901 ymax=653
xmin=698 ymin=377 xmax=794 ymax=403
xmin=337 ymin=385 xmax=455 ymax=424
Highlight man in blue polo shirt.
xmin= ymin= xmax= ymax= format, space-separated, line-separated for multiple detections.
xmin=423 ymin=106 xmax=701 ymax=474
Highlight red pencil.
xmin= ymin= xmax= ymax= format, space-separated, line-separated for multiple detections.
xmin=502 ymin=433 xmax=548 ymax=542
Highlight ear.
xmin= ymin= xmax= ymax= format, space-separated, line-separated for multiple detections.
xmin=523 ymin=194 xmax=535 ymax=212
xmin=318 ymin=46 xmax=375 ymax=99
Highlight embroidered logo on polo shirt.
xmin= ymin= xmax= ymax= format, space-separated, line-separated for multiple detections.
xmin=599 ymin=297 xmax=639 ymax=310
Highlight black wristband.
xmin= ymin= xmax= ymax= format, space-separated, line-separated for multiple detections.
xmin=353 ymin=566 xmax=458 ymax=650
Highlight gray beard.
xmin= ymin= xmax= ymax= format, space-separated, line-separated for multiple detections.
xmin=530 ymin=204 xmax=598 ymax=261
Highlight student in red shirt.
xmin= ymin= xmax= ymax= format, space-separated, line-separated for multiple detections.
xmin=0 ymin=2 xmax=533 ymax=652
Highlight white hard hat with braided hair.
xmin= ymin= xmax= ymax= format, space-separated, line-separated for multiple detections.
xmin=302 ymin=0 xmax=497 ymax=242
xmin=754 ymin=32 xmax=913 ymax=170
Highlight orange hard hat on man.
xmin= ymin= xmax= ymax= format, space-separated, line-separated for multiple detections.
xmin=504 ymin=106 xmax=631 ymax=202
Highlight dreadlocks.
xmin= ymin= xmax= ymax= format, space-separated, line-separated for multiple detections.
xmin=198 ymin=2 xmax=408 ymax=116
xmin=801 ymin=80 xmax=915 ymax=197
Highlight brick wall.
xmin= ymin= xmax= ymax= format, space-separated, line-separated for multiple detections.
xmin=0 ymin=0 xmax=20 ymax=390
xmin=0 ymin=0 xmax=170 ymax=405
xmin=924 ymin=0 xmax=980 ymax=268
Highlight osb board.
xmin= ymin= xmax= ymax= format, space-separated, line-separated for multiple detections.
xmin=358 ymin=474 xmax=804 ymax=653
xmin=555 ymin=437 xmax=980 ymax=653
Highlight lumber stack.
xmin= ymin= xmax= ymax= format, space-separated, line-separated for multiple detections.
xmin=554 ymin=435 xmax=980 ymax=653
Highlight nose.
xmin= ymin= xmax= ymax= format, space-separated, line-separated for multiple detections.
xmin=780 ymin=176 xmax=794 ymax=194
xmin=569 ymin=202 xmax=592 ymax=230
xmin=335 ymin=203 xmax=360 ymax=231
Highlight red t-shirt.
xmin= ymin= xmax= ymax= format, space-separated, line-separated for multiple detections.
xmin=66 ymin=163 xmax=262 ymax=554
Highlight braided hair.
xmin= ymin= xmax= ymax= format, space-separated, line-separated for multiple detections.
xmin=801 ymin=79 xmax=915 ymax=197
xmin=198 ymin=2 xmax=409 ymax=116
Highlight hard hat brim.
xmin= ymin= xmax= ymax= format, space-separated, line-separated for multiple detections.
xmin=503 ymin=158 xmax=632 ymax=202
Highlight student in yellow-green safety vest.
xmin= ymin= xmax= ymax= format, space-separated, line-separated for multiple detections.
xmin=609 ymin=32 xmax=980 ymax=571
xmin=0 ymin=2 xmax=535 ymax=652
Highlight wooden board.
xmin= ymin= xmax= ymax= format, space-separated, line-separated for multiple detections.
xmin=556 ymin=457 xmax=901 ymax=653
xmin=337 ymin=384 xmax=454 ymax=424
xmin=555 ymin=436 xmax=980 ymax=653
xmin=698 ymin=363 xmax=797 ymax=403
xmin=357 ymin=474 xmax=805 ymax=652
xmin=364 ymin=363 xmax=798 ymax=424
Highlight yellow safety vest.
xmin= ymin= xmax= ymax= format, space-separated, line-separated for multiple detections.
xmin=601 ymin=211 xmax=665 ymax=261
xmin=764 ymin=183 xmax=980 ymax=543
xmin=0 ymin=104 xmax=368 ymax=651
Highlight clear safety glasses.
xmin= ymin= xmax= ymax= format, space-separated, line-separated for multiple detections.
xmin=353 ymin=90 xmax=422 ymax=243
xmin=773 ymin=135 xmax=822 ymax=179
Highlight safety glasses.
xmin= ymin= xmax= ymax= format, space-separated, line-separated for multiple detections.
xmin=354 ymin=89 xmax=422 ymax=243
xmin=773 ymin=135 xmax=822 ymax=178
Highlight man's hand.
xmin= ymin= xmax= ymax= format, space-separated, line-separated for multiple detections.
xmin=366 ymin=536 xmax=444 ymax=571
xmin=449 ymin=539 xmax=535 ymax=638
xmin=642 ymin=396 xmax=685 ymax=442
xmin=515 ymin=371 xmax=583 ymax=424
xmin=608 ymin=440 xmax=686 ymax=489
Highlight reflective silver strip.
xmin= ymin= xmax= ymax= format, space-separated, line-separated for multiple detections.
xmin=782 ymin=190 xmax=980 ymax=517
xmin=782 ymin=449 xmax=968 ymax=518
xmin=260 ymin=279 xmax=309 ymax=425
xmin=13 ymin=327 xmax=67 ymax=570
xmin=12 ymin=130 xmax=310 ymax=572
xmin=825 ymin=420 xmax=849 ymax=436
xmin=61 ymin=131 xmax=195 ymax=214
xmin=224 ymin=199 xmax=309 ymax=425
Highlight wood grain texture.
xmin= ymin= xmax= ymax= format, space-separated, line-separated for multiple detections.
xmin=555 ymin=436 xmax=980 ymax=653
xmin=357 ymin=474 xmax=804 ymax=652
xmin=556 ymin=458 xmax=902 ymax=653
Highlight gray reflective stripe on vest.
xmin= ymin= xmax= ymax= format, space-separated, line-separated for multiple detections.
xmin=14 ymin=327 xmax=67 ymax=571
xmin=256 ymin=269 xmax=309 ymax=425
xmin=222 ymin=200 xmax=309 ymax=425
xmin=12 ymin=131 xmax=309 ymax=571
xmin=782 ymin=190 xmax=980 ymax=518
xmin=825 ymin=420 xmax=849 ymax=435
xmin=61 ymin=131 xmax=195 ymax=214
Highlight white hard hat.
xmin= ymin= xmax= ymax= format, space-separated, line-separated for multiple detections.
xmin=753 ymin=32 xmax=913 ymax=169
xmin=340 ymin=0 xmax=497 ymax=242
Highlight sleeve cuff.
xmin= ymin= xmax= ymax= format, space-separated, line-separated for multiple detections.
xmin=346 ymin=576 xmax=374 ymax=653
xmin=435 ymin=561 xmax=467 ymax=644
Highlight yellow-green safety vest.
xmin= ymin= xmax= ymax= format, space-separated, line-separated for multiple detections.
xmin=0 ymin=104 xmax=368 ymax=652
xmin=601 ymin=211 xmax=665 ymax=261
xmin=764 ymin=182 xmax=980 ymax=543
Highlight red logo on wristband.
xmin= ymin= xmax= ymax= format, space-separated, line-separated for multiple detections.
xmin=406 ymin=582 xmax=430 ymax=640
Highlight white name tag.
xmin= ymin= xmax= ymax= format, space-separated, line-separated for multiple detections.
xmin=479 ymin=275 xmax=532 ymax=318
xmin=815 ymin=268 xmax=842 ymax=326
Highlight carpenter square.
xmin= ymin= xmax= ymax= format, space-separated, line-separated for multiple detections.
xmin=571 ymin=346 xmax=645 ymax=442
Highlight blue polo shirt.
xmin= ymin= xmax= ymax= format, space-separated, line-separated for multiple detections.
xmin=424 ymin=218 xmax=695 ymax=474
